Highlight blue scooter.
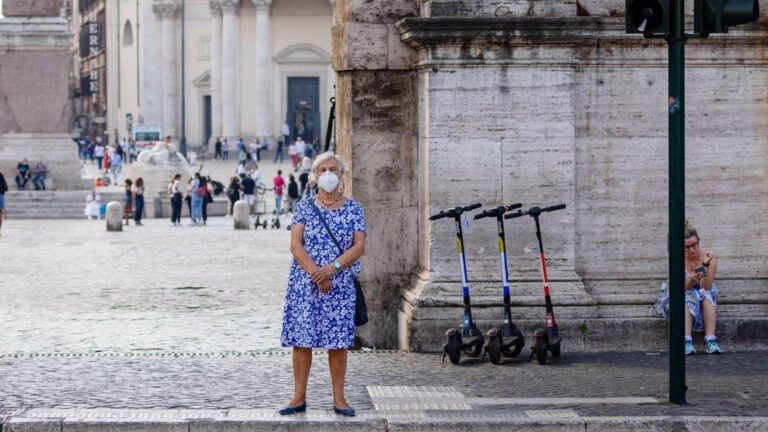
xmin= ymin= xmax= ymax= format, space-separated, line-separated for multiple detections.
xmin=430 ymin=203 xmax=485 ymax=365
xmin=474 ymin=203 xmax=526 ymax=364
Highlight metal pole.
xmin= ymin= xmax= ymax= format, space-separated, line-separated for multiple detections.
xmin=667 ymin=0 xmax=687 ymax=405
xmin=180 ymin=0 xmax=187 ymax=157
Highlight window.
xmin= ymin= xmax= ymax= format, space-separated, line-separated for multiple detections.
xmin=123 ymin=20 xmax=133 ymax=46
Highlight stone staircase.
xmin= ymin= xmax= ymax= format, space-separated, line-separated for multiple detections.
xmin=4 ymin=190 xmax=123 ymax=219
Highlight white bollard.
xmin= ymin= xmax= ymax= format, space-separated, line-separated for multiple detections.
xmin=106 ymin=201 xmax=123 ymax=232
xmin=233 ymin=200 xmax=250 ymax=230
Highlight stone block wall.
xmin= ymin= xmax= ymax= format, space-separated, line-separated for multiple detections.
xmin=333 ymin=0 xmax=421 ymax=348
xmin=3 ymin=0 xmax=62 ymax=17
xmin=335 ymin=1 xmax=768 ymax=350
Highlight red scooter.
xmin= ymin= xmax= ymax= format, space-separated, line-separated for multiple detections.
xmin=505 ymin=204 xmax=566 ymax=365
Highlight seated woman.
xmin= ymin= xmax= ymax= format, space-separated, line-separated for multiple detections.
xmin=84 ymin=190 xmax=101 ymax=220
xmin=684 ymin=221 xmax=720 ymax=355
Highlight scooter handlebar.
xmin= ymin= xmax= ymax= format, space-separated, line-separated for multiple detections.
xmin=543 ymin=203 xmax=566 ymax=212
xmin=429 ymin=203 xmax=483 ymax=221
xmin=504 ymin=210 xmax=525 ymax=220
xmin=474 ymin=203 xmax=523 ymax=220
xmin=429 ymin=211 xmax=449 ymax=221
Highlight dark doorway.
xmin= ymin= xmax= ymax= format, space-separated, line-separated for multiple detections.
xmin=203 ymin=95 xmax=212 ymax=147
xmin=286 ymin=77 xmax=320 ymax=144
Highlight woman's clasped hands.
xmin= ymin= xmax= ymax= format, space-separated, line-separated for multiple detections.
xmin=310 ymin=264 xmax=337 ymax=294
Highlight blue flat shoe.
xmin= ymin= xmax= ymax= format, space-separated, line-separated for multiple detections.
xmin=278 ymin=402 xmax=307 ymax=415
xmin=333 ymin=406 xmax=356 ymax=417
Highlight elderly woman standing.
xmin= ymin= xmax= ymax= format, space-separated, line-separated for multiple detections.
xmin=280 ymin=152 xmax=366 ymax=417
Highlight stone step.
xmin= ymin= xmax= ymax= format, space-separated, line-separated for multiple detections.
xmin=405 ymin=316 xmax=768 ymax=353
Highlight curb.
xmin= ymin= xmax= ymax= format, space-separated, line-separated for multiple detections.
xmin=4 ymin=410 xmax=768 ymax=432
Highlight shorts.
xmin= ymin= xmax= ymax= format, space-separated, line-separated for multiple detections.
xmin=244 ymin=194 xmax=256 ymax=206
xmin=0 ymin=194 xmax=5 ymax=210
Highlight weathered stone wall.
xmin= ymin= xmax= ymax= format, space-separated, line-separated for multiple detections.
xmin=336 ymin=1 xmax=768 ymax=350
xmin=333 ymin=0 xmax=421 ymax=348
xmin=3 ymin=0 xmax=62 ymax=17
xmin=396 ymin=12 xmax=768 ymax=351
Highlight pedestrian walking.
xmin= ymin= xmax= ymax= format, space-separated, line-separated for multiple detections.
xmin=249 ymin=140 xmax=259 ymax=162
xmin=282 ymin=121 xmax=291 ymax=148
xmin=190 ymin=173 xmax=204 ymax=225
xmin=280 ymin=152 xmax=366 ymax=417
xmin=199 ymin=176 xmax=210 ymax=226
xmin=110 ymin=151 xmax=122 ymax=184
xmin=298 ymin=169 xmax=309 ymax=198
xmin=287 ymin=173 xmax=299 ymax=212
xmin=129 ymin=140 xmax=138 ymax=163
xmin=123 ymin=179 xmax=133 ymax=225
xmin=241 ymin=172 xmax=257 ymax=214
xmin=295 ymin=137 xmax=306 ymax=161
xmin=226 ymin=176 xmax=240 ymax=216
xmin=0 ymin=172 xmax=8 ymax=236
xmin=274 ymin=138 xmax=285 ymax=163
xmin=273 ymin=170 xmax=285 ymax=214
xmin=31 ymin=161 xmax=48 ymax=191
xmin=168 ymin=174 xmax=183 ymax=226
xmin=93 ymin=141 xmax=105 ymax=169
xmin=15 ymin=158 xmax=31 ymax=190
xmin=288 ymin=141 xmax=298 ymax=170
xmin=222 ymin=139 xmax=230 ymax=160
xmin=237 ymin=160 xmax=247 ymax=179
xmin=132 ymin=177 xmax=145 ymax=226
xmin=215 ymin=138 xmax=223 ymax=160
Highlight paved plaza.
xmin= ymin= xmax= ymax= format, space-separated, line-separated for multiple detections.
xmin=2 ymin=209 xmax=768 ymax=430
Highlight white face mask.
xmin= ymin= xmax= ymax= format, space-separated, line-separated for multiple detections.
xmin=318 ymin=171 xmax=340 ymax=193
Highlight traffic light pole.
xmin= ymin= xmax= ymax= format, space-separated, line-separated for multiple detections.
xmin=667 ymin=0 xmax=687 ymax=405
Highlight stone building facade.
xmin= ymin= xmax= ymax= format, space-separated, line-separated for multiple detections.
xmin=334 ymin=0 xmax=768 ymax=351
xmin=105 ymin=0 xmax=334 ymax=150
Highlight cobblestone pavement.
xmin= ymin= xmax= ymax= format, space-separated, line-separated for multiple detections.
xmin=0 ymin=218 xmax=292 ymax=353
xmin=1 ymin=350 xmax=767 ymax=417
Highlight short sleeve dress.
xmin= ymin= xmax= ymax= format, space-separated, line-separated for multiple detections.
xmin=281 ymin=197 xmax=367 ymax=349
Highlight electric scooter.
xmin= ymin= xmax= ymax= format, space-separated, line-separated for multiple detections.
xmin=505 ymin=203 xmax=566 ymax=365
xmin=474 ymin=203 xmax=526 ymax=365
xmin=429 ymin=203 xmax=485 ymax=365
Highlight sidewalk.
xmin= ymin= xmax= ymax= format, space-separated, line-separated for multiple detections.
xmin=2 ymin=350 xmax=768 ymax=431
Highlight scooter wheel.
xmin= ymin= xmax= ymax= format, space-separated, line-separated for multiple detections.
xmin=446 ymin=333 xmax=462 ymax=365
xmin=551 ymin=344 xmax=561 ymax=358
xmin=508 ymin=327 xmax=525 ymax=358
xmin=535 ymin=336 xmax=548 ymax=365
xmin=262 ymin=221 xmax=268 ymax=228
xmin=485 ymin=336 xmax=502 ymax=365
xmin=468 ymin=326 xmax=484 ymax=358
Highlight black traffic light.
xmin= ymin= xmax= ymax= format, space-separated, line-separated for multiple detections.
xmin=694 ymin=0 xmax=760 ymax=34
xmin=626 ymin=0 xmax=669 ymax=35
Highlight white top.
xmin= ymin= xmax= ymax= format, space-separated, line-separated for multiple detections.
xmin=94 ymin=145 xmax=105 ymax=157
xmin=295 ymin=140 xmax=306 ymax=155
xmin=281 ymin=123 xmax=291 ymax=136
xmin=288 ymin=144 xmax=297 ymax=156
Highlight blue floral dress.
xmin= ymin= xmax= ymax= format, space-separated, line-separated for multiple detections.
xmin=281 ymin=197 xmax=367 ymax=349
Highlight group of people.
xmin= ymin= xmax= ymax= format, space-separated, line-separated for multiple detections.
xmin=121 ymin=178 xmax=146 ymax=225
xmin=167 ymin=172 xmax=218 ymax=226
xmin=78 ymin=136 xmax=138 ymax=166
xmin=14 ymin=159 xmax=49 ymax=191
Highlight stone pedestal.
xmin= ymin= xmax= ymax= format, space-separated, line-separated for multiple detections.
xmin=0 ymin=15 xmax=81 ymax=190
xmin=233 ymin=201 xmax=250 ymax=229
xmin=106 ymin=202 xmax=123 ymax=231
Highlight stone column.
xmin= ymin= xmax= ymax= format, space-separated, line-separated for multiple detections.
xmin=154 ymin=3 xmax=180 ymax=138
xmin=209 ymin=1 xmax=223 ymax=143
xmin=253 ymin=0 xmax=272 ymax=142
xmin=221 ymin=0 xmax=240 ymax=140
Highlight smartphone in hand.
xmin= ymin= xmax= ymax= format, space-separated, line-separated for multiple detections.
xmin=694 ymin=265 xmax=706 ymax=277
